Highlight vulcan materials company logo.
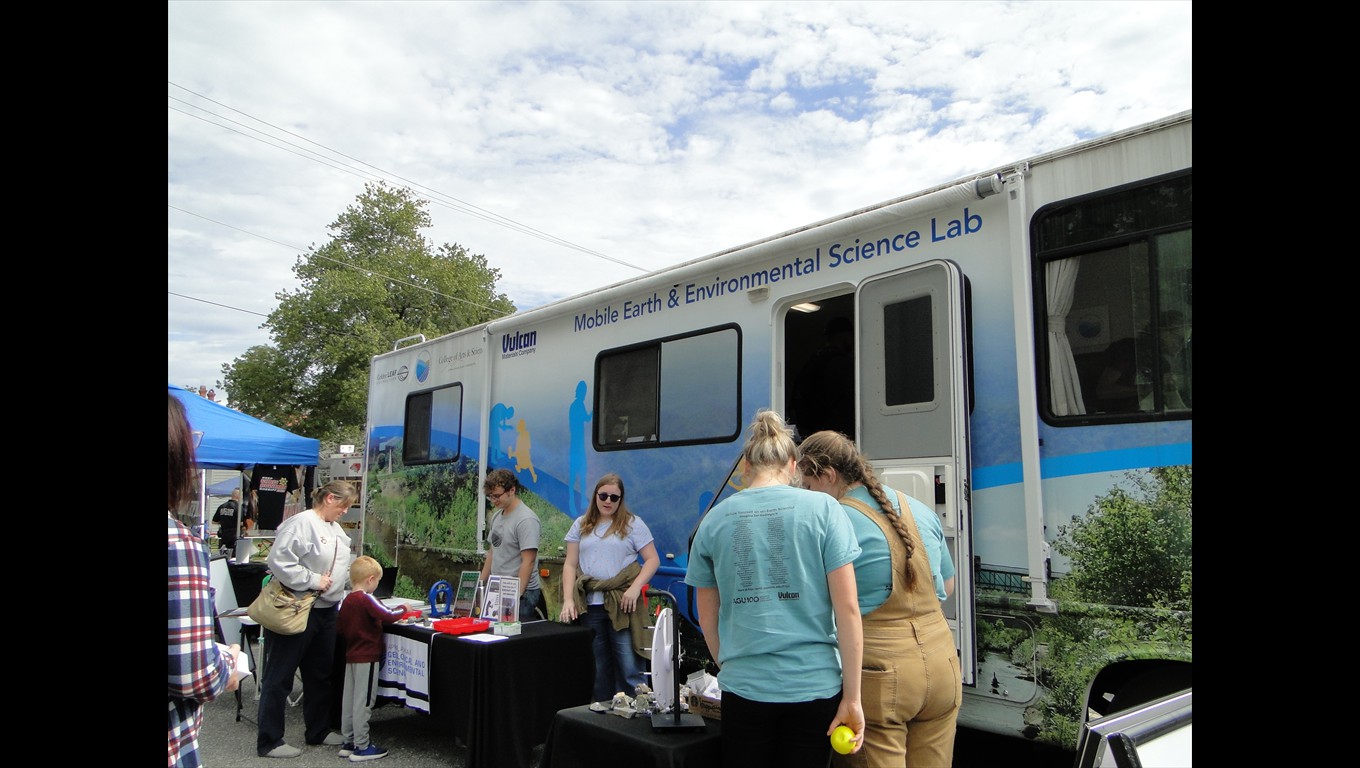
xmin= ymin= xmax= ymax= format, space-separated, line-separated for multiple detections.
xmin=416 ymin=350 xmax=432 ymax=382
xmin=500 ymin=329 xmax=538 ymax=359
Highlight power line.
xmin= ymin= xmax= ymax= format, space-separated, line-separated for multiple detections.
xmin=168 ymin=291 xmax=270 ymax=317
xmin=168 ymin=205 xmax=504 ymax=314
xmin=168 ymin=82 xmax=647 ymax=271
xmin=169 ymin=100 xmax=384 ymax=184
xmin=167 ymin=291 xmax=366 ymax=344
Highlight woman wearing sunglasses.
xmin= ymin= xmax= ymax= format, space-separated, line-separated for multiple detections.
xmin=559 ymin=472 xmax=660 ymax=703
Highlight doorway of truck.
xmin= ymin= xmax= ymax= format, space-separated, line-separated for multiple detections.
xmin=778 ymin=261 xmax=976 ymax=686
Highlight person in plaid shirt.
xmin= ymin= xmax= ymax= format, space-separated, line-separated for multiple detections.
xmin=168 ymin=393 xmax=241 ymax=767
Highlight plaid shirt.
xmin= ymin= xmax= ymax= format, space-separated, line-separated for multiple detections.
xmin=168 ymin=514 xmax=230 ymax=768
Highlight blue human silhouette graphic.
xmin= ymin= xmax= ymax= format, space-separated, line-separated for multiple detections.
xmin=568 ymin=380 xmax=592 ymax=515
xmin=489 ymin=402 xmax=515 ymax=467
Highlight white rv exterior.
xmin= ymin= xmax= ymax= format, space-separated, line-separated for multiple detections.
xmin=362 ymin=111 xmax=1192 ymax=748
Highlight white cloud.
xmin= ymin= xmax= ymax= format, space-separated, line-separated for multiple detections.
xmin=168 ymin=0 xmax=1191 ymax=403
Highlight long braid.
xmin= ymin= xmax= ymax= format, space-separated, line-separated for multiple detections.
xmin=856 ymin=458 xmax=917 ymax=588
xmin=797 ymin=430 xmax=916 ymax=587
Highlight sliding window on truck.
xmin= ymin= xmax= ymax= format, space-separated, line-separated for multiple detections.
xmin=1034 ymin=170 xmax=1192 ymax=424
xmin=594 ymin=325 xmax=742 ymax=449
xmin=402 ymin=383 xmax=464 ymax=464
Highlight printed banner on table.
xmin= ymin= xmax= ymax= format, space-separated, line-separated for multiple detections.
xmin=377 ymin=632 xmax=430 ymax=712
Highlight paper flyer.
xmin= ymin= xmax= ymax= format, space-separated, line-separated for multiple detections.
xmin=458 ymin=633 xmax=508 ymax=643
xmin=218 ymin=643 xmax=252 ymax=678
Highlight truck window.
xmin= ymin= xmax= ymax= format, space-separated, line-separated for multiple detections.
xmin=596 ymin=325 xmax=741 ymax=448
xmin=402 ymin=383 xmax=463 ymax=464
xmin=884 ymin=294 xmax=935 ymax=407
xmin=1035 ymin=170 xmax=1192 ymax=423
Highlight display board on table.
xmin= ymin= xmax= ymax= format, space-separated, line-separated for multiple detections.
xmin=454 ymin=571 xmax=480 ymax=618
xmin=480 ymin=575 xmax=522 ymax=635
xmin=480 ymin=575 xmax=521 ymax=621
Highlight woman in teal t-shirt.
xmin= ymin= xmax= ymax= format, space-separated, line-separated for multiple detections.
xmin=686 ymin=409 xmax=865 ymax=767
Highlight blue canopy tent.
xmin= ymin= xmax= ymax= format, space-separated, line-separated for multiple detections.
xmin=206 ymin=475 xmax=244 ymax=498
xmin=169 ymin=384 xmax=320 ymax=536
xmin=170 ymin=384 xmax=320 ymax=469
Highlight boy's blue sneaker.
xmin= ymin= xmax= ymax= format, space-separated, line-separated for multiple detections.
xmin=349 ymin=744 xmax=388 ymax=762
xmin=338 ymin=743 xmax=355 ymax=757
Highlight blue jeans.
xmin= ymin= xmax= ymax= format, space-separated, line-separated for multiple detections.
xmin=519 ymin=588 xmax=542 ymax=622
xmin=581 ymin=603 xmax=646 ymax=702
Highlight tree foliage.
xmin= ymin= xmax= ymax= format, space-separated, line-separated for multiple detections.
xmin=1017 ymin=465 xmax=1194 ymax=747
xmin=1051 ymin=465 xmax=1192 ymax=610
xmin=222 ymin=182 xmax=516 ymax=449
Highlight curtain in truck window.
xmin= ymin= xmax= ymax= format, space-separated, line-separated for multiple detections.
xmin=1035 ymin=171 xmax=1191 ymax=423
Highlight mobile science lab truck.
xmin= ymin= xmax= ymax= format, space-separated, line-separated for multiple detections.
xmin=361 ymin=110 xmax=1191 ymax=749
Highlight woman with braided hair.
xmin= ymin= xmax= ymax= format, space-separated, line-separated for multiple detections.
xmin=797 ymin=430 xmax=960 ymax=768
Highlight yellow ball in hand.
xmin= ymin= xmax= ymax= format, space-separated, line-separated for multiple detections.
xmin=830 ymin=725 xmax=855 ymax=755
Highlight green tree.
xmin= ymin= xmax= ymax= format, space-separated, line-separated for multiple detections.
xmin=1051 ymin=465 xmax=1192 ymax=610
xmin=1024 ymin=466 xmax=1193 ymax=746
xmin=217 ymin=345 xmax=308 ymax=429
xmin=222 ymin=182 xmax=516 ymax=447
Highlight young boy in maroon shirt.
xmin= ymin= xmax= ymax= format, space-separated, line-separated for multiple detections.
xmin=336 ymin=556 xmax=406 ymax=762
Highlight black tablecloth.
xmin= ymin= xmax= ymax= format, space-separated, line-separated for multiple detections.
xmin=226 ymin=561 xmax=269 ymax=607
xmin=538 ymin=704 xmax=722 ymax=768
xmin=383 ymin=621 xmax=594 ymax=768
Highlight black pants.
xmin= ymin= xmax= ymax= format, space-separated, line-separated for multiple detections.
xmin=719 ymin=689 xmax=842 ymax=768
xmin=256 ymin=604 xmax=338 ymax=753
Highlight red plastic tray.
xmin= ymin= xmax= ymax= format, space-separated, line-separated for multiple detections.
xmin=432 ymin=617 xmax=491 ymax=635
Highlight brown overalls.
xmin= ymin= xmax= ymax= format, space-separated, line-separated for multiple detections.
xmin=833 ymin=491 xmax=962 ymax=768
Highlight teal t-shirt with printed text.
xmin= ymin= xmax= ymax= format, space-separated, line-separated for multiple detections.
xmin=686 ymin=484 xmax=860 ymax=702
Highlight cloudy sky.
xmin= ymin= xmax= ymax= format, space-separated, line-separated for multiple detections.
xmin=168 ymin=1 xmax=1191 ymax=405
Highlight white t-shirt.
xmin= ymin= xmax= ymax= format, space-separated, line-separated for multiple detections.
xmin=565 ymin=515 xmax=654 ymax=605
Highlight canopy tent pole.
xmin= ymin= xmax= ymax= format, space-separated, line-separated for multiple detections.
xmin=198 ymin=470 xmax=209 ymax=543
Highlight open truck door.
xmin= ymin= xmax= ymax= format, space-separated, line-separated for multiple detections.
xmin=856 ymin=259 xmax=976 ymax=686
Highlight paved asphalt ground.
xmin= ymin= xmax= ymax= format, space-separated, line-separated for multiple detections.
xmin=197 ymin=676 xmax=540 ymax=768
xmin=197 ymin=684 xmax=1072 ymax=768
xmin=193 ymin=629 xmax=1070 ymax=768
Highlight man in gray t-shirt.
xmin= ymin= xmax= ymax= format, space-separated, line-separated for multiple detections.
xmin=480 ymin=468 xmax=542 ymax=621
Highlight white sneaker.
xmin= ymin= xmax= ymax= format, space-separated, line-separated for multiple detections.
xmin=261 ymin=744 xmax=301 ymax=759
